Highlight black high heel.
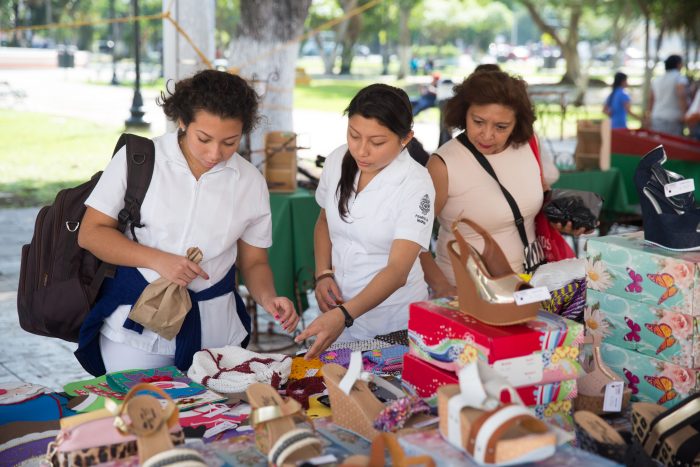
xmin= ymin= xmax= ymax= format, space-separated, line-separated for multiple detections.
xmin=634 ymin=146 xmax=700 ymax=251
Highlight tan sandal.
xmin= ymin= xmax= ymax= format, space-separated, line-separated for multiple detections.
xmin=448 ymin=218 xmax=542 ymax=326
xmin=575 ymin=335 xmax=631 ymax=414
xmin=110 ymin=383 xmax=183 ymax=465
xmin=246 ymin=382 xmax=323 ymax=466
xmin=437 ymin=361 xmax=556 ymax=465
xmin=341 ymin=432 xmax=435 ymax=466
xmin=323 ymin=351 xmax=433 ymax=441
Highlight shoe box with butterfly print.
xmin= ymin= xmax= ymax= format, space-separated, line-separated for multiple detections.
xmin=584 ymin=232 xmax=700 ymax=408
xmin=583 ymin=342 xmax=698 ymax=409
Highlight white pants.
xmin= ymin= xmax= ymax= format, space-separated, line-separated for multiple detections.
xmin=100 ymin=334 xmax=175 ymax=373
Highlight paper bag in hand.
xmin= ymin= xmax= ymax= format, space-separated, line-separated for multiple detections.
xmin=128 ymin=247 xmax=203 ymax=340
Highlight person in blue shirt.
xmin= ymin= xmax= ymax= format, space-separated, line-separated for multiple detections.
xmin=604 ymin=72 xmax=640 ymax=129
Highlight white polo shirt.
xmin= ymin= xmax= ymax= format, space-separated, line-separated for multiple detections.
xmin=85 ymin=130 xmax=272 ymax=355
xmin=316 ymin=144 xmax=435 ymax=340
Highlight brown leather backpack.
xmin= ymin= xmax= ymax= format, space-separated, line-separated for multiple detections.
xmin=17 ymin=134 xmax=155 ymax=342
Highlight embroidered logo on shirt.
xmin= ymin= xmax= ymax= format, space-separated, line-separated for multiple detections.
xmin=419 ymin=194 xmax=431 ymax=215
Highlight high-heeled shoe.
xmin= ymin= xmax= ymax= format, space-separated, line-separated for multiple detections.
xmin=635 ymin=145 xmax=696 ymax=213
xmin=448 ymin=218 xmax=541 ymax=326
xmin=634 ymin=147 xmax=700 ymax=251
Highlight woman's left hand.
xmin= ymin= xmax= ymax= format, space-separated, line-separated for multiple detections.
xmin=294 ymin=308 xmax=345 ymax=360
xmin=551 ymin=220 xmax=596 ymax=237
xmin=260 ymin=296 xmax=299 ymax=333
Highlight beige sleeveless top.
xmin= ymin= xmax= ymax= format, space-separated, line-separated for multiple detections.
xmin=434 ymin=137 xmax=543 ymax=283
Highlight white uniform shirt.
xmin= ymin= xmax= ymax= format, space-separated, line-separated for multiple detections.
xmin=86 ymin=131 xmax=272 ymax=355
xmin=316 ymin=144 xmax=435 ymax=340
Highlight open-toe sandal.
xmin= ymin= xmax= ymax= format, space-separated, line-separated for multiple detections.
xmin=575 ymin=335 xmax=631 ymax=415
xmin=111 ymin=383 xmax=204 ymax=466
xmin=437 ymin=360 xmax=556 ymax=465
xmin=246 ymin=382 xmax=323 ymax=467
xmin=340 ymin=432 xmax=435 ymax=466
xmin=323 ymin=351 xmax=433 ymax=441
xmin=448 ymin=217 xmax=541 ymax=326
xmin=632 ymin=393 xmax=700 ymax=467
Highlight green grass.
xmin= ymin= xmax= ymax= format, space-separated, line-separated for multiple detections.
xmin=0 ymin=111 xmax=154 ymax=207
xmin=293 ymin=79 xmax=382 ymax=113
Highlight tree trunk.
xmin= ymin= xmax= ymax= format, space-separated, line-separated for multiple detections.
xmin=11 ymin=0 xmax=20 ymax=46
xmin=396 ymin=6 xmax=410 ymax=79
xmin=642 ymin=11 xmax=652 ymax=117
xmin=229 ymin=0 xmax=312 ymax=167
xmin=339 ymin=12 xmax=360 ymax=75
xmin=315 ymin=34 xmax=336 ymax=75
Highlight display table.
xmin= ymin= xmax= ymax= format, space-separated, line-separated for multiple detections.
xmin=553 ymin=167 xmax=638 ymax=216
xmin=268 ymin=188 xmax=319 ymax=310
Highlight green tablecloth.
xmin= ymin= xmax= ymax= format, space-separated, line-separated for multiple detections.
xmin=268 ymin=188 xmax=319 ymax=310
xmin=553 ymin=167 xmax=638 ymax=215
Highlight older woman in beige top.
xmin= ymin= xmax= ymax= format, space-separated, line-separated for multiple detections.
xmin=420 ymin=70 xmax=579 ymax=298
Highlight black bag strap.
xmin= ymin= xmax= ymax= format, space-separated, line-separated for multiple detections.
xmin=455 ymin=132 xmax=529 ymax=249
xmin=89 ymin=134 xmax=155 ymax=301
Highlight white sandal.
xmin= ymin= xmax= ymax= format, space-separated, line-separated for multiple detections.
xmin=438 ymin=361 xmax=557 ymax=466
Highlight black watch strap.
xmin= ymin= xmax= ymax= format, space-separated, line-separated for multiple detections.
xmin=337 ymin=304 xmax=354 ymax=328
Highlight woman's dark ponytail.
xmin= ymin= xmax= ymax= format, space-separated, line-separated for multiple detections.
xmin=335 ymin=83 xmax=413 ymax=221
xmin=337 ymin=150 xmax=358 ymax=220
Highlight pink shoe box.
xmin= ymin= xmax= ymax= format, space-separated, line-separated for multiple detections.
xmin=401 ymin=353 xmax=577 ymax=408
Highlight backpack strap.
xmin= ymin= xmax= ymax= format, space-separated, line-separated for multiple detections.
xmin=88 ymin=134 xmax=155 ymax=301
xmin=117 ymin=134 xmax=155 ymax=241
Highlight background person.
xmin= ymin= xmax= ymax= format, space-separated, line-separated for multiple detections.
xmin=76 ymin=70 xmax=298 ymax=375
xmin=604 ymin=71 xmax=640 ymax=129
xmin=296 ymin=84 xmax=435 ymax=359
xmin=646 ymin=54 xmax=688 ymax=135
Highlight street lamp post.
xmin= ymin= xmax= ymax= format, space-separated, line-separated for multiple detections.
xmin=125 ymin=0 xmax=149 ymax=128
xmin=109 ymin=0 xmax=119 ymax=85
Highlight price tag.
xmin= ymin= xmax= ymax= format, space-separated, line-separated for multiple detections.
xmin=493 ymin=354 xmax=544 ymax=387
xmin=665 ymin=179 xmax=695 ymax=197
xmin=513 ymin=286 xmax=551 ymax=305
xmin=603 ymin=381 xmax=624 ymax=412
xmin=305 ymin=368 xmax=319 ymax=377
xmin=203 ymin=420 xmax=238 ymax=438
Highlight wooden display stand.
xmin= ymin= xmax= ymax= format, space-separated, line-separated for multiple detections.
xmin=263 ymin=131 xmax=297 ymax=193
xmin=574 ymin=119 xmax=611 ymax=170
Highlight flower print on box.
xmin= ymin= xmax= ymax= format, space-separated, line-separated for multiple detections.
xmin=583 ymin=303 xmax=612 ymax=339
xmin=587 ymin=289 xmax=699 ymax=367
xmin=586 ymin=256 xmax=613 ymax=292
xmin=586 ymin=233 xmax=700 ymax=315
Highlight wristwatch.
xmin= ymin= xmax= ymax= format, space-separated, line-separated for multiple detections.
xmin=337 ymin=304 xmax=354 ymax=328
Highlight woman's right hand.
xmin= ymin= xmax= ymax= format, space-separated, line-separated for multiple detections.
xmin=153 ymin=251 xmax=209 ymax=287
xmin=314 ymin=276 xmax=342 ymax=313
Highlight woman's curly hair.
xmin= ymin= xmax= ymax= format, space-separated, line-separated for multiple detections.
xmin=158 ymin=69 xmax=260 ymax=133
xmin=443 ymin=70 xmax=536 ymax=146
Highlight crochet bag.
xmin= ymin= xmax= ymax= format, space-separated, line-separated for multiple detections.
xmin=187 ymin=346 xmax=292 ymax=394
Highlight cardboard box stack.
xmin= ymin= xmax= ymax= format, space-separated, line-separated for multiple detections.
xmin=585 ymin=232 xmax=700 ymax=408
xmin=402 ymin=298 xmax=584 ymax=431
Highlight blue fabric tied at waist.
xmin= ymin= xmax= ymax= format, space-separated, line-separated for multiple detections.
xmin=75 ymin=265 xmax=249 ymax=377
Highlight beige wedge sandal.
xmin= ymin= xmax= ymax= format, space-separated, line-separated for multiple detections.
xmin=341 ymin=432 xmax=435 ymax=466
xmin=323 ymin=351 xmax=434 ymax=441
xmin=575 ymin=335 xmax=631 ymax=414
xmin=246 ymin=382 xmax=323 ymax=467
